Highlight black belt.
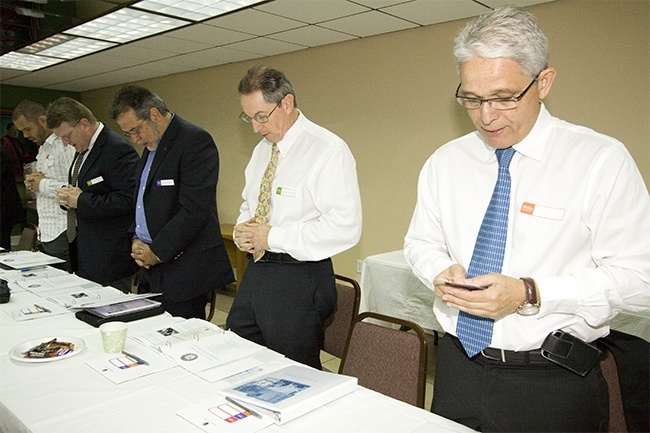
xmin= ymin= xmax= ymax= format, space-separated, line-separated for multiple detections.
xmin=250 ymin=252 xmax=302 ymax=264
xmin=480 ymin=347 xmax=547 ymax=364
xmin=449 ymin=334 xmax=548 ymax=364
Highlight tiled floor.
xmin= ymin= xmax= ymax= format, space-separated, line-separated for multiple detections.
xmin=208 ymin=287 xmax=438 ymax=410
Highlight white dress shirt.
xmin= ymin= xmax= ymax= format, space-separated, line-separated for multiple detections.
xmin=34 ymin=133 xmax=75 ymax=242
xmin=238 ymin=111 xmax=362 ymax=261
xmin=404 ymin=104 xmax=650 ymax=350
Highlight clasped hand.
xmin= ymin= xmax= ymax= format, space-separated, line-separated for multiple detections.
xmin=433 ymin=264 xmax=526 ymax=319
xmin=131 ymin=238 xmax=159 ymax=269
xmin=24 ymin=171 xmax=45 ymax=193
xmin=234 ymin=218 xmax=270 ymax=254
xmin=55 ymin=185 xmax=82 ymax=209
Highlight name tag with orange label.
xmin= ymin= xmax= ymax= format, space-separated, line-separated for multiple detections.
xmin=520 ymin=202 xmax=565 ymax=220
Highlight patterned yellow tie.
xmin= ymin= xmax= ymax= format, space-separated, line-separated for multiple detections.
xmin=253 ymin=143 xmax=279 ymax=261
xmin=66 ymin=150 xmax=87 ymax=243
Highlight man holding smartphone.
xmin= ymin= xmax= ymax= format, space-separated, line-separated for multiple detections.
xmin=404 ymin=6 xmax=650 ymax=432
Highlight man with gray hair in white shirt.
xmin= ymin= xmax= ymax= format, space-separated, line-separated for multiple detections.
xmin=229 ymin=65 xmax=362 ymax=370
xmin=13 ymin=100 xmax=75 ymax=271
xmin=404 ymin=5 xmax=649 ymax=432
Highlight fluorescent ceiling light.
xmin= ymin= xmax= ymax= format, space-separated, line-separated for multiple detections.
xmin=64 ymin=8 xmax=190 ymax=43
xmin=0 ymin=52 xmax=66 ymax=71
xmin=17 ymin=35 xmax=117 ymax=60
xmin=133 ymin=0 xmax=265 ymax=22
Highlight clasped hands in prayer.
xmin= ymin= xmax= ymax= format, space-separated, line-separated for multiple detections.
xmin=433 ymin=264 xmax=527 ymax=319
xmin=131 ymin=238 xmax=161 ymax=269
xmin=234 ymin=218 xmax=270 ymax=254
xmin=55 ymin=185 xmax=82 ymax=209
xmin=24 ymin=171 xmax=45 ymax=193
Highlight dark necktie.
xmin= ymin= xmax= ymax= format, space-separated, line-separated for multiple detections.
xmin=456 ymin=147 xmax=516 ymax=357
xmin=66 ymin=150 xmax=87 ymax=243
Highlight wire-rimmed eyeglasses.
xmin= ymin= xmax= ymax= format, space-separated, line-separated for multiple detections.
xmin=240 ymin=101 xmax=281 ymax=124
xmin=455 ymin=74 xmax=540 ymax=110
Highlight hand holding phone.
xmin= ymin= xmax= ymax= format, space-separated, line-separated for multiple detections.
xmin=444 ymin=281 xmax=487 ymax=291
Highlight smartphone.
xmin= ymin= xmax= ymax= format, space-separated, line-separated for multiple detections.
xmin=444 ymin=281 xmax=487 ymax=291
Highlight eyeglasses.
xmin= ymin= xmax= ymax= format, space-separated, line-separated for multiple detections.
xmin=455 ymin=74 xmax=540 ymax=110
xmin=60 ymin=120 xmax=80 ymax=143
xmin=240 ymin=101 xmax=281 ymax=124
xmin=122 ymin=118 xmax=146 ymax=138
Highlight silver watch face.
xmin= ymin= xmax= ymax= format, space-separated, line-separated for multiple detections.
xmin=517 ymin=303 xmax=540 ymax=316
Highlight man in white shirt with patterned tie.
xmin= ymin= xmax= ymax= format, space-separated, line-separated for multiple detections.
xmin=229 ymin=65 xmax=362 ymax=370
xmin=12 ymin=100 xmax=75 ymax=270
xmin=404 ymin=6 xmax=650 ymax=432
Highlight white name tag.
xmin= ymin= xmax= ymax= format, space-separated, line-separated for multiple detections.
xmin=275 ymin=186 xmax=296 ymax=197
xmin=86 ymin=176 xmax=104 ymax=186
xmin=520 ymin=202 xmax=565 ymax=220
xmin=157 ymin=179 xmax=175 ymax=187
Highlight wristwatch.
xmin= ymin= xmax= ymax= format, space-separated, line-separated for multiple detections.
xmin=517 ymin=277 xmax=541 ymax=316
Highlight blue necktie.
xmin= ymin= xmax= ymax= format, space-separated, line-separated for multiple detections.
xmin=456 ymin=147 xmax=516 ymax=357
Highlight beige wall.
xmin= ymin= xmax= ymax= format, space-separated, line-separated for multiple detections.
xmin=82 ymin=0 xmax=649 ymax=279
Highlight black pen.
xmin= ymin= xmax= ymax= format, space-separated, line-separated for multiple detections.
xmin=225 ymin=397 xmax=263 ymax=419
xmin=122 ymin=350 xmax=149 ymax=366
xmin=34 ymin=304 xmax=51 ymax=313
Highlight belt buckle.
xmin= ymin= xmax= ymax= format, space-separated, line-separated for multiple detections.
xmin=481 ymin=348 xmax=507 ymax=362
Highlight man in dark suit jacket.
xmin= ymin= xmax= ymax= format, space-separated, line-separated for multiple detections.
xmin=47 ymin=97 xmax=139 ymax=291
xmin=108 ymin=85 xmax=234 ymax=319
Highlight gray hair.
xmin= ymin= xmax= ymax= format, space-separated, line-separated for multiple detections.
xmin=238 ymin=65 xmax=297 ymax=107
xmin=108 ymin=85 xmax=169 ymax=120
xmin=453 ymin=5 xmax=549 ymax=77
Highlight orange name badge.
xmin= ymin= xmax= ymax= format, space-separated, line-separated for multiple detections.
xmin=520 ymin=202 xmax=565 ymax=220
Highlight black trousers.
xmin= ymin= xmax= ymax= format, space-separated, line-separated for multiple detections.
xmin=137 ymin=271 xmax=207 ymax=320
xmin=226 ymin=257 xmax=336 ymax=370
xmin=432 ymin=334 xmax=609 ymax=432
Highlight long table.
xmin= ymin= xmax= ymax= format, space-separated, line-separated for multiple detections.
xmin=360 ymin=250 xmax=650 ymax=342
xmin=0 ymin=264 xmax=475 ymax=433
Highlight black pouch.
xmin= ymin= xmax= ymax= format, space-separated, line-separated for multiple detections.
xmin=75 ymin=305 xmax=165 ymax=327
xmin=541 ymin=330 xmax=602 ymax=377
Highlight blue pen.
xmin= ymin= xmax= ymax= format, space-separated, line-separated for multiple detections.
xmin=21 ymin=266 xmax=48 ymax=273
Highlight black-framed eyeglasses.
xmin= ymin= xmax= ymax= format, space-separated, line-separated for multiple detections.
xmin=455 ymin=73 xmax=540 ymax=110
xmin=240 ymin=101 xmax=281 ymax=124
xmin=60 ymin=120 xmax=80 ymax=143
xmin=122 ymin=118 xmax=147 ymax=138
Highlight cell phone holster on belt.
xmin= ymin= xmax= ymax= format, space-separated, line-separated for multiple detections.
xmin=541 ymin=330 xmax=602 ymax=377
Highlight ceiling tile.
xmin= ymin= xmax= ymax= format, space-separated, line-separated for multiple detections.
xmin=164 ymin=24 xmax=255 ymax=46
xmin=319 ymin=10 xmax=418 ymax=38
xmin=152 ymin=46 xmax=259 ymax=69
xmin=127 ymin=37 xmax=213 ymax=57
xmin=381 ymin=0 xmax=489 ymax=26
xmin=255 ymin=0 xmax=370 ymax=23
xmin=225 ymin=37 xmax=306 ymax=57
xmin=204 ymin=9 xmax=304 ymax=36
xmin=269 ymin=25 xmax=357 ymax=47
xmin=353 ymin=0 xmax=415 ymax=8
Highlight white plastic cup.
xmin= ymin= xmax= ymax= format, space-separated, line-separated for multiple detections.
xmin=99 ymin=321 xmax=128 ymax=354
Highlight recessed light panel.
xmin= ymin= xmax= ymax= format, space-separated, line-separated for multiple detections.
xmin=64 ymin=8 xmax=190 ymax=43
xmin=0 ymin=52 xmax=66 ymax=71
xmin=133 ymin=0 xmax=266 ymax=22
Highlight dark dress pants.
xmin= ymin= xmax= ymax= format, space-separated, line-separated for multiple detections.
xmin=431 ymin=334 xmax=609 ymax=432
xmin=226 ymin=257 xmax=336 ymax=370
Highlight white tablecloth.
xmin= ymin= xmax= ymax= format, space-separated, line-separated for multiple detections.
xmin=0 ymin=270 xmax=475 ymax=433
xmin=360 ymin=250 xmax=650 ymax=342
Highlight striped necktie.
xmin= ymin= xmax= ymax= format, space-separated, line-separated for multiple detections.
xmin=456 ymin=147 xmax=516 ymax=357
xmin=66 ymin=150 xmax=87 ymax=243
xmin=253 ymin=143 xmax=279 ymax=261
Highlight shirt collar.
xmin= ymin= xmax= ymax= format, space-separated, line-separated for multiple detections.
xmin=268 ymin=109 xmax=305 ymax=156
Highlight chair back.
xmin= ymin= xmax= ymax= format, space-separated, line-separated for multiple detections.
xmin=15 ymin=224 xmax=37 ymax=251
xmin=340 ymin=311 xmax=427 ymax=408
xmin=323 ymin=274 xmax=360 ymax=361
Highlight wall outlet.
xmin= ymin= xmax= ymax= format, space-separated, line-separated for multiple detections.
xmin=356 ymin=259 xmax=363 ymax=273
